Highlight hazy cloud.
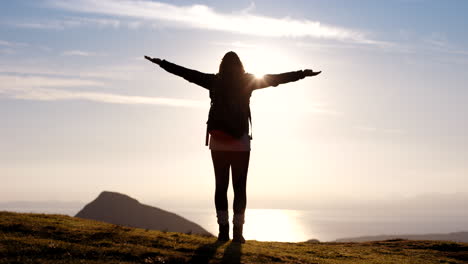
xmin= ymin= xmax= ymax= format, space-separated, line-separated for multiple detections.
xmin=62 ymin=50 xmax=103 ymax=56
xmin=10 ymin=17 xmax=126 ymax=30
xmin=0 ymin=40 xmax=28 ymax=47
xmin=0 ymin=73 xmax=336 ymax=114
xmin=0 ymin=74 xmax=207 ymax=108
xmin=47 ymin=0 xmax=380 ymax=44
xmin=6 ymin=87 xmax=207 ymax=108
xmin=0 ymin=63 xmax=146 ymax=81
xmin=0 ymin=40 xmax=29 ymax=54
xmin=423 ymin=33 xmax=468 ymax=56
xmin=0 ymin=75 xmax=104 ymax=89
xmin=210 ymin=41 xmax=258 ymax=49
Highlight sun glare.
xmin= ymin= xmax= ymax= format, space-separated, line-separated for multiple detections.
xmin=254 ymin=73 xmax=265 ymax=79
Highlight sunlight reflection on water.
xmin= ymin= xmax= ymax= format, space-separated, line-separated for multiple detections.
xmin=243 ymin=209 xmax=308 ymax=242
xmin=176 ymin=208 xmax=312 ymax=242
xmin=174 ymin=208 xmax=468 ymax=242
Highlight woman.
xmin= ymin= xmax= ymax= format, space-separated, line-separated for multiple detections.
xmin=145 ymin=52 xmax=321 ymax=243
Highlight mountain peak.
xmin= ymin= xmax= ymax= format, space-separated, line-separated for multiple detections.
xmin=96 ymin=191 xmax=139 ymax=204
xmin=75 ymin=191 xmax=211 ymax=236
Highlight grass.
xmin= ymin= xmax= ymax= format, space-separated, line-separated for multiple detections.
xmin=1 ymin=211 xmax=467 ymax=264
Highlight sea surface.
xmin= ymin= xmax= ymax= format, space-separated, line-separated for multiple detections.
xmin=5 ymin=205 xmax=468 ymax=242
xmin=172 ymin=208 xmax=468 ymax=242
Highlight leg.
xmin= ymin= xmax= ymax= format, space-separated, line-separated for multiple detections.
xmin=231 ymin=151 xmax=250 ymax=215
xmin=231 ymin=151 xmax=250 ymax=243
xmin=211 ymin=150 xmax=231 ymax=213
xmin=211 ymin=150 xmax=231 ymax=241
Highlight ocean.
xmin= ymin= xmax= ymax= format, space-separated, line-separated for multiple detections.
xmin=5 ymin=204 xmax=467 ymax=242
xmin=173 ymin=208 xmax=468 ymax=242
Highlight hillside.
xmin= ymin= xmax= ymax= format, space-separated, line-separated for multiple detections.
xmin=1 ymin=212 xmax=468 ymax=264
xmin=76 ymin=191 xmax=211 ymax=236
xmin=336 ymin=232 xmax=468 ymax=243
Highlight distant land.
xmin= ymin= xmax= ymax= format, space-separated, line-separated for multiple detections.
xmin=75 ymin=191 xmax=212 ymax=236
xmin=336 ymin=232 xmax=468 ymax=243
xmin=0 ymin=200 xmax=83 ymax=216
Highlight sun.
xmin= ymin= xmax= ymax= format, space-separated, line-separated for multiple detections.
xmin=236 ymin=47 xmax=312 ymax=114
xmin=240 ymin=47 xmax=295 ymax=80
xmin=253 ymin=73 xmax=265 ymax=79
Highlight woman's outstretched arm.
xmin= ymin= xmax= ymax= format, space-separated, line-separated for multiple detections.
xmin=252 ymin=69 xmax=321 ymax=90
xmin=145 ymin=56 xmax=215 ymax=90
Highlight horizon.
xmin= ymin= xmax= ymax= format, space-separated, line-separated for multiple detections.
xmin=1 ymin=0 xmax=468 ymax=242
xmin=3 ymin=190 xmax=468 ymax=242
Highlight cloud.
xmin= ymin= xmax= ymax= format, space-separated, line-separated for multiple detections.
xmin=13 ymin=22 xmax=67 ymax=30
xmin=0 ymin=74 xmax=336 ymax=114
xmin=10 ymin=17 xmax=123 ymax=30
xmin=0 ymin=75 xmax=104 ymax=88
xmin=73 ymin=16 xmax=121 ymax=28
xmin=46 ymin=0 xmax=380 ymax=44
xmin=422 ymin=32 xmax=468 ymax=56
xmin=0 ymin=74 xmax=207 ymax=108
xmin=0 ymin=40 xmax=29 ymax=55
xmin=5 ymin=87 xmax=207 ymax=108
xmin=62 ymin=50 xmax=103 ymax=56
xmin=0 ymin=62 xmax=146 ymax=81
xmin=127 ymin=21 xmax=142 ymax=29
xmin=0 ymin=40 xmax=28 ymax=47
xmin=211 ymin=41 xmax=258 ymax=49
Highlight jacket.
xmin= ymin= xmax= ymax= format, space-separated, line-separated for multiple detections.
xmin=158 ymin=59 xmax=308 ymax=145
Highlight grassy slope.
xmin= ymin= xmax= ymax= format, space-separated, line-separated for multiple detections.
xmin=1 ymin=212 xmax=467 ymax=264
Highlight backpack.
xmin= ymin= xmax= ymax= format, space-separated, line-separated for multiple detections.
xmin=205 ymin=75 xmax=252 ymax=146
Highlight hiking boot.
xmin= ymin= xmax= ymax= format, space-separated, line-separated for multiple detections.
xmin=232 ymin=225 xmax=245 ymax=244
xmin=217 ymin=223 xmax=230 ymax=241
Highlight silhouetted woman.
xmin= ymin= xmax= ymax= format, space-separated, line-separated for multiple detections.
xmin=145 ymin=52 xmax=320 ymax=243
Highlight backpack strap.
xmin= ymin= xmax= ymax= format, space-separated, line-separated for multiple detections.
xmin=205 ymin=125 xmax=210 ymax=146
xmin=248 ymin=107 xmax=253 ymax=140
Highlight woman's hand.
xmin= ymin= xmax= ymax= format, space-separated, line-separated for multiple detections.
xmin=304 ymin=69 xmax=321 ymax=77
xmin=144 ymin=56 xmax=162 ymax=65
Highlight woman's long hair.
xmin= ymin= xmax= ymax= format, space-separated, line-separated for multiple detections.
xmin=218 ymin=51 xmax=245 ymax=78
xmin=210 ymin=51 xmax=249 ymax=137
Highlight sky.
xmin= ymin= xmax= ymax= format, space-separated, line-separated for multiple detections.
xmin=1 ymin=0 xmax=468 ymax=212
